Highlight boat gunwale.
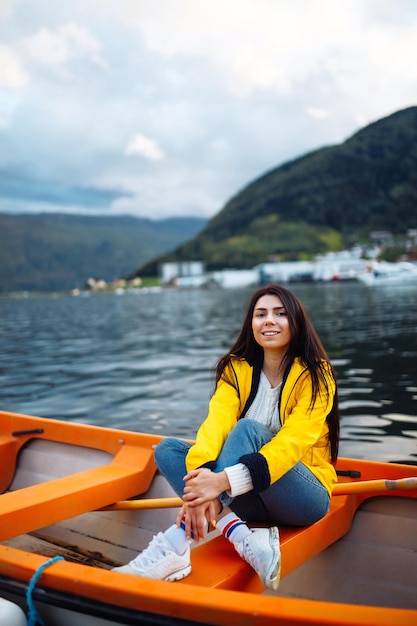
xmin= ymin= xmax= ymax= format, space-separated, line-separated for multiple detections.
xmin=1 ymin=542 xmax=416 ymax=626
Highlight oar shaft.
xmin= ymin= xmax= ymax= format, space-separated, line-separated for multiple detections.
xmin=101 ymin=497 xmax=183 ymax=511
xmin=333 ymin=476 xmax=417 ymax=495
xmin=100 ymin=477 xmax=417 ymax=511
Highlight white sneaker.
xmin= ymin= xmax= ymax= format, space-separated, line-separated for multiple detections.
xmin=112 ymin=532 xmax=191 ymax=582
xmin=236 ymin=527 xmax=280 ymax=590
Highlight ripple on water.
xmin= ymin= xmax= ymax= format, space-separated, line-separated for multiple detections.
xmin=1 ymin=284 xmax=416 ymax=462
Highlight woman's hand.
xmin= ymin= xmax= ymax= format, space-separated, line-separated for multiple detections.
xmin=175 ymin=469 xmax=229 ymax=541
xmin=175 ymin=500 xmax=218 ymax=542
xmin=182 ymin=468 xmax=230 ymax=506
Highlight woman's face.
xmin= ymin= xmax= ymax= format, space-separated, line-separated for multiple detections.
xmin=251 ymin=294 xmax=292 ymax=353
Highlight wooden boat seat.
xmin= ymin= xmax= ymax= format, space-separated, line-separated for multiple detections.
xmin=0 ymin=441 xmax=157 ymax=543
xmin=181 ymin=493 xmax=354 ymax=593
xmin=0 ymin=412 xmax=166 ymax=544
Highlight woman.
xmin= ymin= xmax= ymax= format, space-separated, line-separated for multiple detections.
xmin=113 ymin=284 xmax=340 ymax=590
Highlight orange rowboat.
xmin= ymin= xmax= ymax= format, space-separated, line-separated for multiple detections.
xmin=0 ymin=410 xmax=416 ymax=626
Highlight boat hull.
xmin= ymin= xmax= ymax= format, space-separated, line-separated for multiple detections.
xmin=1 ymin=410 xmax=416 ymax=626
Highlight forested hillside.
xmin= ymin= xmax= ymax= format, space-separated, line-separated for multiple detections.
xmin=2 ymin=107 xmax=416 ymax=291
xmin=0 ymin=213 xmax=206 ymax=293
xmin=138 ymin=106 xmax=417 ymax=274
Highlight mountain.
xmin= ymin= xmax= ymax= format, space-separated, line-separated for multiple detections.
xmin=0 ymin=213 xmax=206 ymax=293
xmin=138 ymin=106 xmax=417 ymax=274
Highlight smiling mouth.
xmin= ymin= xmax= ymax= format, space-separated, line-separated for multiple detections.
xmin=262 ymin=331 xmax=279 ymax=336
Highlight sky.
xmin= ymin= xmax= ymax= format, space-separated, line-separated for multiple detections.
xmin=1 ymin=0 xmax=417 ymax=221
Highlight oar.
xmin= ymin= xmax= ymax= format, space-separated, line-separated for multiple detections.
xmin=100 ymin=476 xmax=417 ymax=511
xmin=100 ymin=497 xmax=183 ymax=511
xmin=333 ymin=476 xmax=417 ymax=495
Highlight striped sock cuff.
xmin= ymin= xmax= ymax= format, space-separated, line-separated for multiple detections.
xmin=223 ymin=518 xmax=246 ymax=540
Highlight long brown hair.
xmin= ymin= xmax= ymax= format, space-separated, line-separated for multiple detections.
xmin=215 ymin=284 xmax=340 ymax=462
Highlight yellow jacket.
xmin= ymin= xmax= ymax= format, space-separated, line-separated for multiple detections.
xmin=186 ymin=357 xmax=337 ymax=496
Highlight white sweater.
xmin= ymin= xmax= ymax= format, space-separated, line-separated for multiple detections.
xmin=224 ymin=371 xmax=282 ymax=497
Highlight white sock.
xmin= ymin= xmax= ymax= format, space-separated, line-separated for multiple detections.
xmin=216 ymin=512 xmax=252 ymax=547
xmin=164 ymin=522 xmax=190 ymax=555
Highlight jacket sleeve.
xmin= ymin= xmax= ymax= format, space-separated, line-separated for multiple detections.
xmin=240 ymin=365 xmax=335 ymax=491
xmin=185 ymin=369 xmax=241 ymax=472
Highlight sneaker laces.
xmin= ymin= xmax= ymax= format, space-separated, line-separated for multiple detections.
xmin=239 ymin=534 xmax=258 ymax=572
xmin=131 ymin=533 xmax=172 ymax=569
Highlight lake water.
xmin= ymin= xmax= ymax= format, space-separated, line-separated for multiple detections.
xmin=0 ymin=282 xmax=416 ymax=465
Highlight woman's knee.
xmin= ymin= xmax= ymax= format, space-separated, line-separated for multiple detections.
xmin=154 ymin=437 xmax=190 ymax=473
xmin=233 ymin=418 xmax=272 ymax=446
xmin=216 ymin=420 xmax=272 ymax=469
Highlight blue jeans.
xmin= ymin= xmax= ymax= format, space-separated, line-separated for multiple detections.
xmin=154 ymin=419 xmax=330 ymax=527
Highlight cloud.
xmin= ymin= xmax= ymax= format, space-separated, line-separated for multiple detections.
xmin=0 ymin=0 xmax=12 ymax=20
xmin=107 ymin=0 xmax=417 ymax=108
xmin=0 ymin=0 xmax=416 ymax=220
xmin=0 ymin=44 xmax=28 ymax=87
xmin=19 ymin=22 xmax=107 ymax=70
xmin=103 ymin=0 xmax=301 ymax=97
xmin=306 ymin=107 xmax=330 ymax=120
xmin=125 ymin=133 xmax=165 ymax=161
xmin=0 ymin=166 xmax=131 ymax=211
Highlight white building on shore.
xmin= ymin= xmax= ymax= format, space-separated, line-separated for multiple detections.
xmin=159 ymin=261 xmax=205 ymax=285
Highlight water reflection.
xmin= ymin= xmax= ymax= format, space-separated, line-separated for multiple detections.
xmin=0 ymin=281 xmax=416 ymax=464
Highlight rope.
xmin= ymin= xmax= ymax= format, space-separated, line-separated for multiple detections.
xmin=26 ymin=556 xmax=64 ymax=626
